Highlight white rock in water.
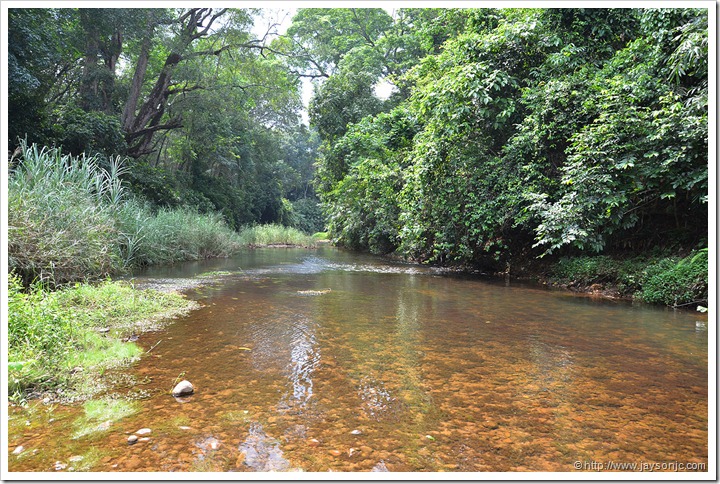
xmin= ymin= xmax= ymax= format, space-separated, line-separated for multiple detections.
xmin=136 ymin=428 xmax=152 ymax=435
xmin=172 ymin=380 xmax=194 ymax=397
xmin=127 ymin=435 xmax=138 ymax=445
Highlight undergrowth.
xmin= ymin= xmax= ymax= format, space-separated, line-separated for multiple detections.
xmin=550 ymin=249 xmax=708 ymax=308
xmin=8 ymin=274 xmax=195 ymax=401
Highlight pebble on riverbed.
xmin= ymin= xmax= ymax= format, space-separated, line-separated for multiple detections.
xmin=171 ymin=380 xmax=194 ymax=397
xmin=127 ymin=435 xmax=138 ymax=445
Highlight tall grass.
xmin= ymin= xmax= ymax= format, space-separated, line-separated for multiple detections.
xmin=8 ymin=142 xmax=242 ymax=285
xmin=8 ymin=142 xmax=124 ymax=285
xmin=237 ymin=223 xmax=316 ymax=247
xmin=115 ymin=199 xmax=242 ymax=267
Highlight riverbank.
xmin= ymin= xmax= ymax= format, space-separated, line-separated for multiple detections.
xmin=502 ymin=250 xmax=709 ymax=310
xmin=8 ymin=275 xmax=200 ymax=403
xmin=383 ymin=247 xmax=709 ymax=310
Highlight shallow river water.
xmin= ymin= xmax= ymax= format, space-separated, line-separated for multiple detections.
xmin=7 ymin=248 xmax=708 ymax=473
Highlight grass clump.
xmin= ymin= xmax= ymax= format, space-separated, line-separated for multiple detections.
xmin=8 ymin=142 xmax=124 ymax=286
xmin=8 ymin=273 xmax=196 ymax=401
xmin=238 ymin=223 xmax=315 ymax=247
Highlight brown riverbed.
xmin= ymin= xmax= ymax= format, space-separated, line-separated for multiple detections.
xmin=7 ymin=247 xmax=708 ymax=473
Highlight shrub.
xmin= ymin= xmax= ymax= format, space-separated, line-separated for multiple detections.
xmin=642 ymin=249 xmax=708 ymax=306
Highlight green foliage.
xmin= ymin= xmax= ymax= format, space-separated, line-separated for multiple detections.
xmin=237 ymin=224 xmax=315 ymax=247
xmin=8 ymin=273 xmax=195 ymax=400
xmin=289 ymin=197 xmax=326 ymax=234
xmin=51 ymin=107 xmax=126 ymax=157
xmin=320 ymin=108 xmax=417 ymax=254
xmin=641 ymin=249 xmax=708 ymax=306
xmin=312 ymin=7 xmax=707 ymax=278
xmin=530 ymin=12 xmax=708 ymax=253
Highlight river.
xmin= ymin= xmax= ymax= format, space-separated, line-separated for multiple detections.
xmin=7 ymin=247 xmax=708 ymax=473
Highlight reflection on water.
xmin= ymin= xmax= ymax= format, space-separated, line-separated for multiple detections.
xmin=238 ymin=423 xmax=291 ymax=472
xmin=7 ymin=248 xmax=708 ymax=473
xmin=281 ymin=317 xmax=319 ymax=410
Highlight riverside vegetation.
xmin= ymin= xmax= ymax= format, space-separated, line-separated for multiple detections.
xmin=7 ymin=7 xmax=709 ymax=403
xmin=8 ymin=143 xmax=318 ymax=401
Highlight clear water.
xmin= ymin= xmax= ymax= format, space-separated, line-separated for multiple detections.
xmin=8 ymin=248 xmax=708 ymax=472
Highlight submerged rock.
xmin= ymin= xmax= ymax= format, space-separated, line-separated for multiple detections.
xmin=172 ymin=380 xmax=194 ymax=397
xmin=136 ymin=428 xmax=152 ymax=435
xmin=127 ymin=435 xmax=138 ymax=445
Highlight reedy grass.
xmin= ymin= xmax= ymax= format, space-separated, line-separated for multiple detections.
xmin=9 ymin=142 xmax=242 ymax=285
xmin=238 ymin=223 xmax=316 ymax=247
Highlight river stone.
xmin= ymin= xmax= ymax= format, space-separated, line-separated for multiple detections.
xmin=12 ymin=445 xmax=24 ymax=455
xmin=172 ymin=380 xmax=194 ymax=397
xmin=127 ymin=435 xmax=138 ymax=445
xmin=350 ymin=429 xmax=362 ymax=435
xmin=136 ymin=428 xmax=152 ymax=435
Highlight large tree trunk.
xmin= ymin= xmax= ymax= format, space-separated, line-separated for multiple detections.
xmin=122 ymin=30 xmax=153 ymax=133
xmin=123 ymin=8 xmax=228 ymax=158
xmin=125 ymin=53 xmax=183 ymax=157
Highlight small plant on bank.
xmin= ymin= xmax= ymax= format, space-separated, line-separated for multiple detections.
xmin=641 ymin=249 xmax=708 ymax=307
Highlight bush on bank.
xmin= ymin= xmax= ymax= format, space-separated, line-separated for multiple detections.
xmin=549 ymin=249 xmax=708 ymax=307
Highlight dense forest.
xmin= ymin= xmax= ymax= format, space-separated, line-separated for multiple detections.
xmin=8 ymin=7 xmax=708 ymax=294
